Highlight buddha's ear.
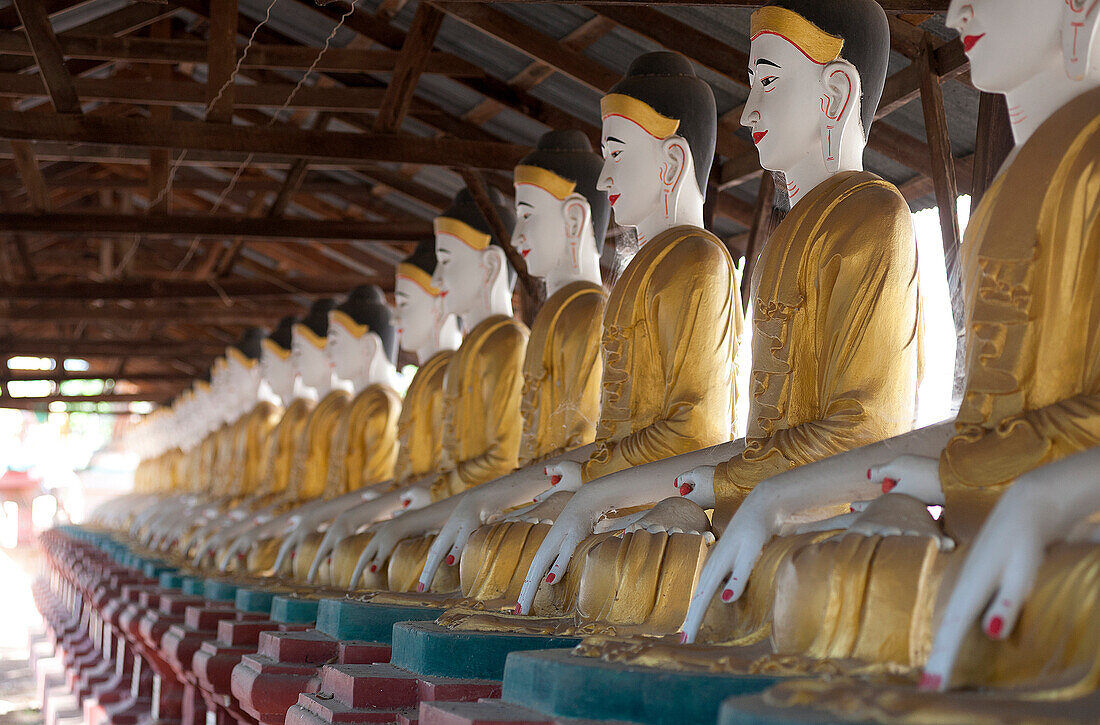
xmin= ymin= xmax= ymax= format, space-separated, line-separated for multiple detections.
xmin=819 ymin=59 xmax=862 ymax=174
xmin=481 ymin=244 xmax=505 ymax=285
xmin=1062 ymin=0 xmax=1100 ymax=81
xmin=562 ymin=193 xmax=591 ymax=244
xmin=659 ymin=135 xmax=689 ymax=189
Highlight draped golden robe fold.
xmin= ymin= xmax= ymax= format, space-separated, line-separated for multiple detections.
xmin=714 ymin=171 xmax=922 ymax=507
xmin=583 ymin=225 xmax=743 ymax=483
xmin=430 ymin=314 xmax=529 ymax=500
xmin=288 ymin=389 xmax=351 ymax=502
xmin=324 ymin=384 xmax=402 ymax=497
xmin=230 ymin=401 xmax=281 ymax=500
xmin=393 ymin=350 xmax=454 ymax=485
xmin=454 ymin=281 xmax=606 ymax=605
xmin=255 ymin=397 xmax=314 ymax=501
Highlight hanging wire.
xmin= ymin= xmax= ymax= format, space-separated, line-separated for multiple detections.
xmin=171 ymin=0 xmax=363 ymax=278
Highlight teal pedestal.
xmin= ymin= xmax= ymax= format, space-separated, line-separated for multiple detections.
xmin=719 ymin=693 xmax=881 ymax=725
xmin=313 ymin=598 xmax=440 ymax=644
xmin=203 ymin=579 xmax=239 ymax=603
xmin=271 ymin=595 xmax=320 ymax=624
xmin=501 ymin=649 xmax=781 ymax=725
xmin=235 ymin=587 xmax=277 ymax=615
xmin=390 ymin=621 xmax=582 ymax=680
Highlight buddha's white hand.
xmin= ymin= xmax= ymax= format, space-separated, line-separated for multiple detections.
xmin=419 ymin=494 xmax=483 ymax=592
xmin=272 ymin=512 xmax=311 ymax=574
xmin=674 ymin=465 xmax=718 ymax=508
xmin=515 ymin=487 xmax=601 ymax=614
xmin=680 ymin=485 xmax=781 ymax=642
xmin=845 ymin=493 xmax=955 ymax=551
xmin=535 ymin=461 xmax=583 ymax=502
xmin=397 ymin=486 xmax=432 ymax=514
xmin=307 ymin=513 xmax=355 ymax=583
xmin=350 ymin=519 xmax=405 ymax=588
xmin=868 ymin=455 xmax=944 ymax=505
xmin=920 ymin=473 xmax=1076 ymax=692
xmin=217 ymin=532 xmax=256 ymax=572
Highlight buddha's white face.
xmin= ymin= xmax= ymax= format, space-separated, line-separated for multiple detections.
xmin=260 ymin=347 xmax=296 ymax=401
xmin=597 ymin=115 xmax=675 ymax=228
xmin=432 ymin=232 xmax=488 ymax=318
xmin=291 ymin=327 xmax=332 ymax=390
xmin=327 ymin=314 xmax=377 ymax=382
xmin=394 ymin=276 xmax=440 ymax=354
xmin=743 ymin=32 xmax=828 ymax=175
xmin=225 ymin=354 xmax=257 ymax=410
xmin=947 ymin=1 xmax=1063 ymax=93
xmin=513 ymin=184 xmax=571 ymax=279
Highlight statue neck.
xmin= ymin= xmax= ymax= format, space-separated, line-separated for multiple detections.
xmin=784 ymin=134 xmax=864 ymax=209
xmin=347 ymin=354 xmax=400 ymax=394
xmin=544 ymin=229 xmax=602 ymax=298
xmin=461 ymin=273 xmax=513 ymax=331
xmin=633 ymin=182 xmax=705 ymax=247
xmin=416 ymin=313 xmax=462 ymax=365
xmin=1004 ymin=67 xmax=1100 ymax=150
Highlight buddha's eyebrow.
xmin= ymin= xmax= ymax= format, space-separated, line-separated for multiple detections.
xmin=756 ymin=58 xmax=781 ymax=69
xmin=604 ymin=135 xmax=626 ymax=145
xmin=517 ymin=201 xmax=534 ymax=209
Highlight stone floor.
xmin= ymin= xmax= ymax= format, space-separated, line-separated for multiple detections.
xmin=0 ymin=546 xmax=42 ymax=725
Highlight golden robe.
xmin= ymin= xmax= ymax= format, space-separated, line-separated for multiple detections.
xmin=753 ymin=86 xmax=1100 ymax=717
xmin=714 ymin=170 xmax=922 ymax=507
xmin=393 ymin=350 xmax=455 ymax=485
xmin=444 ymin=226 xmax=742 ymax=631
xmin=230 ymin=401 xmax=281 ymax=500
xmin=292 ymin=384 xmax=402 ymax=582
xmin=583 ymin=226 xmax=742 ymax=483
xmin=326 ymin=353 xmax=454 ymax=589
xmin=429 ymin=314 xmax=529 ymax=500
xmin=254 ymin=397 xmax=315 ymax=502
xmin=455 ymin=281 xmax=607 ymax=605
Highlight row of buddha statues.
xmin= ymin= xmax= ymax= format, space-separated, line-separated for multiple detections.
xmin=92 ymin=0 xmax=1100 ymax=719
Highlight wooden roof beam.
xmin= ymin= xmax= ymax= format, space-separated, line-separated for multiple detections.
xmin=0 ymin=338 xmax=228 ymax=358
xmin=432 ymin=1 xmax=951 ymax=10
xmin=0 ymin=277 xmax=387 ymax=302
xmin=12 ymin=0 xmax=82 ymax=114
xmin=374 ymin=4 xmax=445 ymax=133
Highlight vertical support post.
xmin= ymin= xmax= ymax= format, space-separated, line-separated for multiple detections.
xmin=205 ymin=0 xmax=237 ymax=123
xmin=971 ymin=92 xmax=1013 ymax=208
xmin=917 ymin=40 xmax=966 ymax=407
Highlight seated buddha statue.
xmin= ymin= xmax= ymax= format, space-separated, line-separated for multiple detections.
xmin=264 ymin=285 xmax=407 ymax=581
xmin=330 ymin=128 xmax=611 ymax=601
xmin=513 ymin=7 xmax=927 ymax=634
xmin=317 ymin=188 xmax=529 ymax=592
xmin=188 ymin=317 xmax=316 ymax=567
xmin=214 ymin=298 xmax=355 ymax=574
xmin=169 ymin=329 xmax=282 ymax=555
xmin=648 ymin=0 xmax=1100 ymax=706
xmin=397 ymin=52 xmax=745 ymax=633
xmin=301 ymin=239 xmax=463 ymax=587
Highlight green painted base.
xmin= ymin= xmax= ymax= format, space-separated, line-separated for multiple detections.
xmin=390 ymin=621 xmax=582 ymax=681
xmin=501 ymin=649 xmax=781 ymax=725
xmin=271 ymin=595 xmax=320 ymax=624
xmin=719 ymin=693 xmax=874 ymax=725
xmin=235 ymin=587 xmax=277 ymax=615
xmin=313 ymin=598 xmax=441 ymax=644
xmin=203 ymin=579 xmax=239 ymax=602
xmin=181 ymin=576 xmax=206 ymax=596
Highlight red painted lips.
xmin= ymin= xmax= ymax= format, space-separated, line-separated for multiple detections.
xmin=962 ymin=34 xmax=984 ymax=52
xmin=608 ymin=193 xmax=620 ymax=206
xmin=752 ymin=130 xmax=768 ymax=144
xmin=520 ymin=249 xmax=530 ymax=257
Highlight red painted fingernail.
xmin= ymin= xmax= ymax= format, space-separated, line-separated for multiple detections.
xmin=679 ymin=632 xmax=688 ymax=644
xmin=679 ymin=483 xmax=693 ymax=497
xmin=369 ymin=564 xmax=377 ymax=573
xmin=721 ymin=589 xmax=734 ymax=602
xmin=867 ymin=468 xmax=872 ymax=480
xmin=849 ymin=505 xmax=856 ymax=512
xmin=289 ymin=551 xmax=295 ymax=559
xmin=986 ymin=615 xmax=1003 ymax=637
xmin=416 ymin=582 xmax=425 ymax=593
xmin=546 ymin=573 xmax=556 ymax=583
xmin=238 ymin=552 xmax=245 ymax=559
xmin=543 ymin=467 xmax=548 ymax=475
xmin=882 ymin=477 xmax=898 ymax=493
xmin=445 ymin=555 xmax=455 ymax=566
xmin=514 ymin=604 xmax=522 ymax=614
xmin=403 ymin=500 xmax=410 ymax=508
xmin=919 ymin=673 xmax=942 ymax=691
xmin=550 ymin=475 xmax=562 ymax=485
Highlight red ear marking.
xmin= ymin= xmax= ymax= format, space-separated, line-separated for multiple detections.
xmin=882 ymin=477 xmax=898 ymax=493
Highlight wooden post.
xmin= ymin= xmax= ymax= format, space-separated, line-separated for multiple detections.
xmin=971 ymin=92 xmax=1013 ymax=207
xmin=740 ymin=172 xmax=775 ymax=311
xmin=205 ymin=0 xmax=237 ymax=123
xmin=917 ymin=40 xmax=966 ymax=406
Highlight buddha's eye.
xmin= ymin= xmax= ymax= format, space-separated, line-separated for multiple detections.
xmin=760 ymin=76 xmax=777 ymax=89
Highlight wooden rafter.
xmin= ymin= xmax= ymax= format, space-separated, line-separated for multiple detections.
xmin=0 ymin=277 xmax=389 ymax=302
xmin=374 ymin=4 xmax=445 ymax=133
xmin=11 ymin=0 xmax=82 ymax=114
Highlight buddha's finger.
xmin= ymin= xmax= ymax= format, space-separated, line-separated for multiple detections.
xmin=980 ymin=543 xmax=1040 ymax=641
xmin=682 ymin=544 xmax=737 ymax=642
xmin=420 ymin=529 xmax=453 ymax=592
xmin=724 ymin=530 xmax=768 ymax=603
xmin=921 ymin=557 xmax=1004 ymax=691
xmin=272 ymin=535 xmax=297 ymax=574
xmin=307 ymin=535 xmax=333 ymax=583
xmin=350 ymin=544 xmax=376 ymax=588
xmin=544 ymin=537 xmax=577 ymax=586
xmin=517 ymin=532 xmax=562 ymax=614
